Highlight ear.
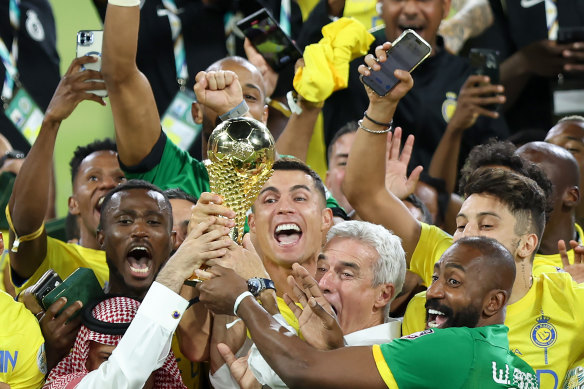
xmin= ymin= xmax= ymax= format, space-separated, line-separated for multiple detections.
xmin=442 ymin=0 xmax=452 ymax=19
xmin=192 ymin=102 xmax=203 ymax=125
xmin=248 ymin=212 xmax=256 ymax=233
xmin=325 ymin=171 xmax=332 ymax=189
xmin=563 ymin=186 xmax=580 ymax=208
xmin=68 ymin=195 xmax=80 ymax=216
xmin=170 ymin=230 xmax=177 ymax=250
xmin=516 ymin=233 xmax=538 ymax=260
xmin=96 ymin=229 xmax=105 ymax=249
xmin=320 ymin=207 xmax=334 ymax=233
xmin=261 ymin=104 xmax=269 ymax=125
xmin=374 ymin=283 xmax=395 ymax=310
xmin=483 ymin=289 xmax=507 ymax=317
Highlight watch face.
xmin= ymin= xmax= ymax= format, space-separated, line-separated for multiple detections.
xmin=248 ymin=278 xmax=261 ymax=296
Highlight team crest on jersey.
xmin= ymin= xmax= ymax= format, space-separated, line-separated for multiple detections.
xmin=402 ymin=329 xmax=434 ymax=340
xmin=25 ymin=10 xmax=45 ymax=42
xmin=37 ymin=343 xmax=47 ymax=375
xmin=531 ymin=312 xmax=557 ymax=349
xmin=441 ymin=92 xmax=457 ymax=123
xmin=563 ymin=365 xmax=584 ymax=389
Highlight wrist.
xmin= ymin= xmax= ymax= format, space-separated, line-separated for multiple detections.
xmin=219 ymin=101 xmax=249 ymax=121
xmin=366 ymin=102 xmax=397 ymax=122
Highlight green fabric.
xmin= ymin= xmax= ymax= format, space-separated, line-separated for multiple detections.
xmin=45 ymin=217 xmax=67 ymax=242
xmin=379 ymin=325 xmax=538 ymax=388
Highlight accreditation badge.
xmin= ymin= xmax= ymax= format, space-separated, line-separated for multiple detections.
xmin=3 ymin=87 xmax=43 ymax=145
xmin=161 ymin=89 xmax=201 ymax=151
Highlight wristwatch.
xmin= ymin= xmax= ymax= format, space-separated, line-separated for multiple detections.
xmin=247 ymin=278 xmax=276 ymax=297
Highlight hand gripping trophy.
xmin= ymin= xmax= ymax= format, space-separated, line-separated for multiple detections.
xmin=205 ymin=117 xmax=276 ymax=244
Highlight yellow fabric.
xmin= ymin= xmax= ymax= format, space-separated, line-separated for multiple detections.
xmin=305 ymin=113 xmax=327 ymax=181
xmin=171 ymin=334 xmax=202 ymax=389
xmin=1 ymin=229 xmax=8 ymax=293
xmin=533 ymin=223 xmax=584 ymax=277
xmin=293 ymin=18 xmax=374 ymax=103
xmin=409 ymin=223 xmax=453 ymax=286
xmin=277 ymin=296 xmax=301 ymax=333
xmin=0 ymin=290 xmax=46 ymax=388
xmin=5 ymin=205 xmax=45 ymax=253
xmin=10 ymin=237 xmax=108 ymax=294
xmin=343 ymin=0 xmax=384 ymax=30
xmin=296 ymin=0 xmax=320 ymax=20
xmin=403 ymin=272 xmax=584 ymax=389
xmin=372 ymin=344 xmax=398 ymax=388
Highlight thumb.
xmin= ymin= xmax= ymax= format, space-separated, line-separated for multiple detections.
xmin=558 ymin=240 xmax=570 ymax=269
xmin=217 ymin=343 xmax=237 ymax=367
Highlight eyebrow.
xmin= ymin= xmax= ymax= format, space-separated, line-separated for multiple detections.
xmin=456 ymin=211 xmax=501 ymax=219
xmin=243 ymin=83 xmax=262 ymax=94
xmin=339 ymin=261 xmax=360 ymax=270
xmin=445 ymin=263 xmax=466 ymax=272
xmin=335 ymin=153 xmax=349 ymax=159
xmin=259 ymin=186 xmax=280 ymax=196
xmin=318 ymin=253 xmax=327 ymax=261
xmin=291 ymin=184 xmax=312 ymax=192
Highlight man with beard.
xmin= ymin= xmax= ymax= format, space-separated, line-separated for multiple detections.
xmin=196 ymin=237 xmax=538 ymax=388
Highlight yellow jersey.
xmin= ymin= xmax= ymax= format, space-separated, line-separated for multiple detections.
xmin=402 ymin=271 xmax=584 ymax=389
xmin=1 ymin=229 xmax=8 ymax=293
xmin=10 ymin=237 xmax=108 ymax=295
xmin=533 ymin=223 xmax=583 ymax=277
xmin=0 ymin=290 xmax=46 ymax=388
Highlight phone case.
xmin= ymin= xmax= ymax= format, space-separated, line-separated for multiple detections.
xmin=76 ymin=30 xmax=107 ymax=97
xmin=30 ymin=269 xmax=63 ymax=305
xmin=361 ymin=29 xmax=432 ymax=97
xmin=42 ymin=267 xmax=104 ymax=317
xmin=236 ymin=8 xmax=302 ymax=71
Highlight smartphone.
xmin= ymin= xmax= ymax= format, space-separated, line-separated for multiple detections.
xmin=236 ymin=8 xmax=302 ymax=71
xmin=360 ymin=29 xmax=432 ymax=97
xmin=557 ymin=26 xmax=584 ymax=44
xmin=469 ymin=48 xmax=500 ymax=111
xmin=76 ymin=30 xmax=107 ymax=97
xmin=30 ymin=269 xmax=63 ymax=306
xmin=41 ymin=267 xmax=104 ymax=318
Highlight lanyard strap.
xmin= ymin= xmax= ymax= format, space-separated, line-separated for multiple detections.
xmin=160 ymin=0 xmax=188 ymax=87
xmin=544 ymin=0 xmax=558 ymax=40
xmin=1 ymin=0 xmax=21 ymax=102
xmin=279 ymin=0 xmax=291 ymax=36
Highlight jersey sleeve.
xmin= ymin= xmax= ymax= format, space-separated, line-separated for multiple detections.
xmin=376 ymin=328 xmax=473 ymax=388
xmin=409 ymin=223 xmax=452 ymax=286
xmin=122 ymin=131 xmax=210 ymax=199
xmin=401 ymin=291 xmax=427 ymax=336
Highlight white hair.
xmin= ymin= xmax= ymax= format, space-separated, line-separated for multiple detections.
xmin=326 ymin=221 xmax=406 ymax=319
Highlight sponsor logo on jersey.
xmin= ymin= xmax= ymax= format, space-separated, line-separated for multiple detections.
xmin=441 ymin=92 xmax=457 ymax=123
xmin=563 ymin=365 xmax=584 ymax=389
xmin=0 ymin=350 xmax=18 ymax=373
xmin=492 ymin=361 xmax=538 ymax=388
xmin=25 ymin=10 xmax=45 ymax=42
xmin=402 ymin=329 xmax=434 ymax=339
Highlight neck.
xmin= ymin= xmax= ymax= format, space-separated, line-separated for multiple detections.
xmin=539 ymin=213 xmax=575 ymax=255
xmin=106 ymin=279 xmax=147 ymax=301
xmin=78 ymin=228 xmax=100 ymax=250
xmin=263 ymin=256 xmax=317 ymax=298
xmin=509 ymin=257 xmax=533 ymax=305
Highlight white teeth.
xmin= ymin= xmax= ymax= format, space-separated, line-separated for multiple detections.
xmin=428 ymin=309 xmax=445 ymax=316
xmin=427 ymin=321 xmax=439 ymax=328
xmin=97 ymin=197 xmax=105 ymax=207
xmin=275 ymin=224 xmax=301 ymax=233
xmin=129 ymin=265 xmax=150 ymax=274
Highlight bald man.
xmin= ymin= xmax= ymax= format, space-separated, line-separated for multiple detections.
xmin=197 ymin=236 xmax=538 ymax=388
xmin=516 ymin=141 xmax=583 ymax=279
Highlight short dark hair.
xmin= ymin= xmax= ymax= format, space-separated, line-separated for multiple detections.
xmin=70 ymin=139 xmax=117 ymax=185
xmin=273 ymin=157 xmax=327 ymax=206
xmin=449 ymin=236 xmax=516 ymax=294
xmin=461 ymin=168 xmax=547 ymax=243
xmin=459 ymin=140 xmax=553 ymax=220
xmin=98 ymin=179 xmax=172 ymax=231
xmin=327 ymin=121 xmax=358 ymax=165
xmin=404 ymin=194 xmax=433 ymax=224
xmin=163 ymin=188 xmax=198 ymax=205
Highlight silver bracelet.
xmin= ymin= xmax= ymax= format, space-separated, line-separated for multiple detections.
xmin=357 ymin=119 xmax=392 ymax=134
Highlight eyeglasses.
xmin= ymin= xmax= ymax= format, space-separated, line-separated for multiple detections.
xmin=0 ymin=150 xmax=25 ymax=169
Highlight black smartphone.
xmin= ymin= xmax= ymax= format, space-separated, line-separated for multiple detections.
xmin=30 ymin=269 xmax=63 ymax=306
xmin=360 ymin=29 xmax=432 ymax=97
xmin=557 ymin=26 xmax=584 ymax=44
xmin=236 ymin=8 xmax=302 ymax=71
xmin=469 ymin=48 xmax=500 ymax=111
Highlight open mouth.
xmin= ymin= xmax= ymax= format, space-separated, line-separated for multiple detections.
xmin=398 ymin=24 xmax=424 ymax=34
xmin=126 ymin=245 xmax=153 ymax=278
xmin=96 ymin=196 xmax=105 ymax=213
xmin=426 ymin=308 xmax=448 ymax=329
xmin=274 ymin=223 xmax=302 ymax=246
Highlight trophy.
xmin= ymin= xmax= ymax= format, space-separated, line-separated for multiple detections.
xmin=205 ymin=117 xmax=276 ymax=244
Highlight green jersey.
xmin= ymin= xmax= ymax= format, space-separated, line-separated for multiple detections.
xmin=372 ymin=325 xmax=538 ymax=388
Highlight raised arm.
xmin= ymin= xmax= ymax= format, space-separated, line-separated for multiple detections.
xmin=102 ymin=0 xmax=161 ymax=167
xmin=343 ymin=43 xmax=420 ymax=264
xmin=8 ymin=57 xmax=105 ymax=279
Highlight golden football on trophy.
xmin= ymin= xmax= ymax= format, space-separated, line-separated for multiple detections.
xmin=205 ymin=117 xmax=276 ymax=244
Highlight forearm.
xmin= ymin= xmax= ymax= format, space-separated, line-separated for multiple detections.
xmin=428 ymin=125 xmax=464 ymax=194
xmin=275 ymin=105 xmax=321 ymax=162
xmin=209 ymin=314 xmax=247 ymax=373
xmin=103 ymin=1 xmax=162 ymax=166
xmin=500 ymin=52 xmax=531 ymax=110
xmin=176 ymin=287 xmax=212 ymax=362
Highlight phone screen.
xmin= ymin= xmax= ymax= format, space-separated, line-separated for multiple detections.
xmin=361 ymin=30 xmax=431 ymax=96
xmin=237 ymin=9 xmax=301 ymax=70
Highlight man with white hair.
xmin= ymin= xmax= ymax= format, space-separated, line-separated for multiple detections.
xmin=218 ymin=220 xmax=407 ymax=388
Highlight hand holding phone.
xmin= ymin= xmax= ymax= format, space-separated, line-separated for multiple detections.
xmin=469 ymin=48 xmax=502 ymax=112
xmin=360 ymin=29 xmax=432 ymax=97
xmin=76 ymin=30 xmax=107 ymax=97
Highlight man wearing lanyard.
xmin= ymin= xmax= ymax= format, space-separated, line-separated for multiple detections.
xmin=0 ymin=0 xmax=60 ymax=152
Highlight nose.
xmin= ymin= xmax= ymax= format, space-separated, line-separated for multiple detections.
xmin=130 ymin=220 xmax=149 ymax=238
xmin=318 ymin=270 xmax=335 ymax=293
xmin=100 ymin=175 xmax=118 ymax=190
xmin=426 ymin=279 xmax=444 ymax=300
xmin=460 ymin=223 xmax=477 ymax=238
xmin=276 ymin=196 xmax=295 ymax=214
xmin=402 ymin=0 xmax=420 ymax=17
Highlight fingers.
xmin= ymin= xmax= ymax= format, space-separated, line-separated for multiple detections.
xmin=287 ymin=274 xmax=309 ymax=307
xmin=569 ymin=240 xmax=584 ymax=264
xmin=292 ymin=263 xmax=323 ymax=299
xmin=66 ymin=55 xmax=99 ymax=76
xmin=283 ymin=292 xmax=303 ymax=319
xmin=308 ymin=297 xmax=337 ymax=325
xmin=204 ymin=71 xmax=238 ymax=91
xmin=194 ymin=268 xmax=215 ymax=280
xmin=558 ymin=239 xmax=570 ymax=268
xmin=217 ymin=343 xmax=237 ymax=367
xmin=389 ymin=126 xmax=402 ymax=160
xmin=400 ymin=134 xmax=416 ymax=165
xmin=42 ymin=297 xmax=68 ymax=322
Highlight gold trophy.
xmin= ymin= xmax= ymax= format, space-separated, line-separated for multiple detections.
xmin=205 ymin=117 xmax=275 ymax=244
